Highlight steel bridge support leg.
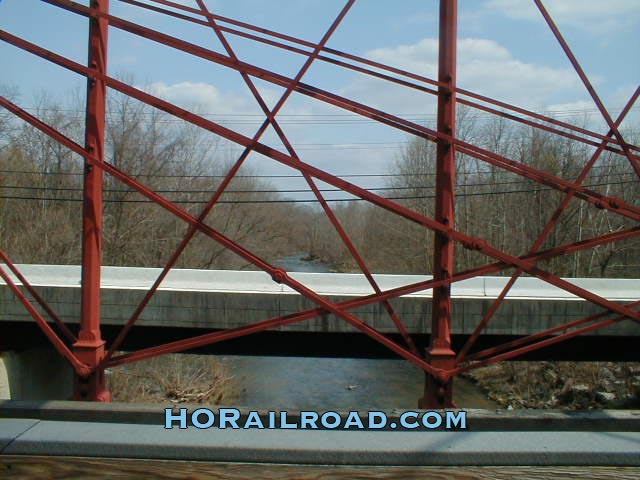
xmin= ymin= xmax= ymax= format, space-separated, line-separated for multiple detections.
xmin=419 ymin=0 xmax=457 ymax=409
xmin=73 ymin=0 xmax=111 ymax=402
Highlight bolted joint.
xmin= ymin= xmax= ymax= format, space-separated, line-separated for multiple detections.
xmin=76 ymin=364 xmax=93 ymax=378
xmin=594 ymin=201 xmax=605 ymax=210
xmin=436 ymin=135 xmax=452 ymax=147
xmin=95 ymin=390 xmax=112 ymax=402
xmin=270 ymin=268 xmax=288 ymax=284
xmin=609 ymin=198 xmax=621 ymax=209
xmin=462 ymin=237 xmax=487 ymax=251
xmin=439 ymin=227 xmax=455 ymax=239
xmin=434 ymin=370 xmax=451 ymax=385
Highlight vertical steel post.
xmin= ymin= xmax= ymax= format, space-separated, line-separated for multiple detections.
xmin=419 ymin=0 xmax=457 ymax=409
xmin=73 ymin=0 xmax=111 ymax=401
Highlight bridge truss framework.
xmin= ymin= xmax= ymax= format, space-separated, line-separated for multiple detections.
xmin=0 ymin=0 xmax=638 ymax=406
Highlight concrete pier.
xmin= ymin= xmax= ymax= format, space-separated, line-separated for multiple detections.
xmin=0 ymin=349 xmax=73 ymax=401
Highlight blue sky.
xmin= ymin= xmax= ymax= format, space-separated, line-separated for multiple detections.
xmin=1 ymin=0 xmax=638 ymax=193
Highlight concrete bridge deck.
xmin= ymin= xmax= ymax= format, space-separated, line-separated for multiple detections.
xmin=1 ymin=265 xmax=638 ymax=337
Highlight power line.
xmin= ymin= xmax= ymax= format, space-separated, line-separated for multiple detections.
xmin=0 ymin=180 xmax=634 ymax=205
xmin=1 ymin=106 xmax=623 ymax=117
xmin=0 ymin=177 xmax=636 ymax=194
xmin=0 ymin=164 xmax=634 ymax=179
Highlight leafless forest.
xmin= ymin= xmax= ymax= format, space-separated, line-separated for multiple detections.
xmin=1 ymin=88 xmax=638 ymax=279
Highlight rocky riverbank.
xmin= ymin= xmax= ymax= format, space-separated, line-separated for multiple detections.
xmin=108 ymin=354 xmax=640 ymax=411
xmin=463 ymin=361 xmax=640 ymax=409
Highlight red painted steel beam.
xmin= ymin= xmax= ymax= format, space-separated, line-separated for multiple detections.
xmin=0 ymin=32 xmax=637 ymax=328
xmin=1 ymin=0 xmax=636 ymax=386
xmin=195 ymin=0 xmax=419 ymax=356
xmin=534 ymin=0 xmax=640 ymax=179
xmin=105 ymin=225 xmax=640 ymax=369
xmin=192 ymin=0 xmax=419 ymax=356
xmin=6 ymin=93 xmax=637 ymax=379
xmin=100 ymin=224 xmax=638 ymax=368
xmin=452 ymin=305 xmax=640 ymax=376
xmin=0 ymin=90 xmax=640 ymax=299
xmin=118 ymin=0 xmax=639 ymax=157
xmin=456 ymin=86 xmax=640 ymax=363
xmin=0 ymin=253 xmax=89 ymax=374
xmin=28 ymin=3 xmax=640 ymax=221
xmin=0 ymin=97 xmax=444 ymax=379
xmin=0 ymin=250 xmax=76 ymax=343
xmin=420 ymin=0 xmax=457 ymax=409
xmin=457 ymin=86 xmax=639 ymax=155
xmin=103 ymin=0 xmax=372 ymax=361
xmin=71 ymin=0 xmax=111 ymax=402
xmin=463 ymin=300 xmax=640 ymax=364
xmin=2 ymin=44 xmax=636 ymax=382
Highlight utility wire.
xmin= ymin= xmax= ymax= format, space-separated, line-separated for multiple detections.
xmin=0 ymin=106 xmax=622 ymax=116
xmin=0 ymin=180 xmax=634 ymax=204
xmin=0 ymin=177 xmax=635 ymax=194
xmin=0 ymin=164 xmax=634 ymax=179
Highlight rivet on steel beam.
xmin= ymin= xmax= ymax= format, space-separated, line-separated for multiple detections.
xmin=96 ymin=390 xmax=111 ymax=402
xmin=77 ymin=364 xmax=92 ymax=377
xmin=271 ymin=268 xmax=288 ymax=284
xmin=435 ymin=370 xmax=451 ymax=384
xmin=462 ymin=238 xmax=486 ymax=251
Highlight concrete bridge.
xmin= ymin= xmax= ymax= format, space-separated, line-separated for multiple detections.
xmin=0 ymin=264 xmax=638 ymax=361
xmin=1 ymin=264 xmax=638 ymax=337
xmin=2 ymin=265 xmax=638 ymax=401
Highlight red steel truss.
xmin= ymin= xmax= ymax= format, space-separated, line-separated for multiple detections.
xmin=0 ymin=0 xmax=638 ymax=405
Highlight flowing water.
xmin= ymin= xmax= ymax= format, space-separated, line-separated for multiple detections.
xmin=274 ymin=253 xmax=336 ymax=273
xmin=221 ymin=355 xmax=496 ymax=410
xmin=219 ymin=253 xmax=497 ymax=410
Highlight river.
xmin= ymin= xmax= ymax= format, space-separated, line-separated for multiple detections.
xmin=219 ymin=253 xmax=497 ymax=410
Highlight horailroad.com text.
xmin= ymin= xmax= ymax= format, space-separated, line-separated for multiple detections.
xmin=165 ymin=408 xmax=467 ymax=430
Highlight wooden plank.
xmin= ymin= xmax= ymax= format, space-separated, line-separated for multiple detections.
xmin=1 ymin=456 xmax=639 ymax=480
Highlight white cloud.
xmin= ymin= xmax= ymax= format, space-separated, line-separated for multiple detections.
xmin=484 ymin=0 xmax=640 ymax=34
xmin=543 ymin=99 xmax=596 ymax=114
xmin=146 ymin=81 xmax=248 ymax=115
xmin=354 ymin=37 xmax=584 ymax=113
xmin=145 ymin=81 xmax=318 ymax=120
xmin=140 ymin=80 xmax=341 ymax=167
